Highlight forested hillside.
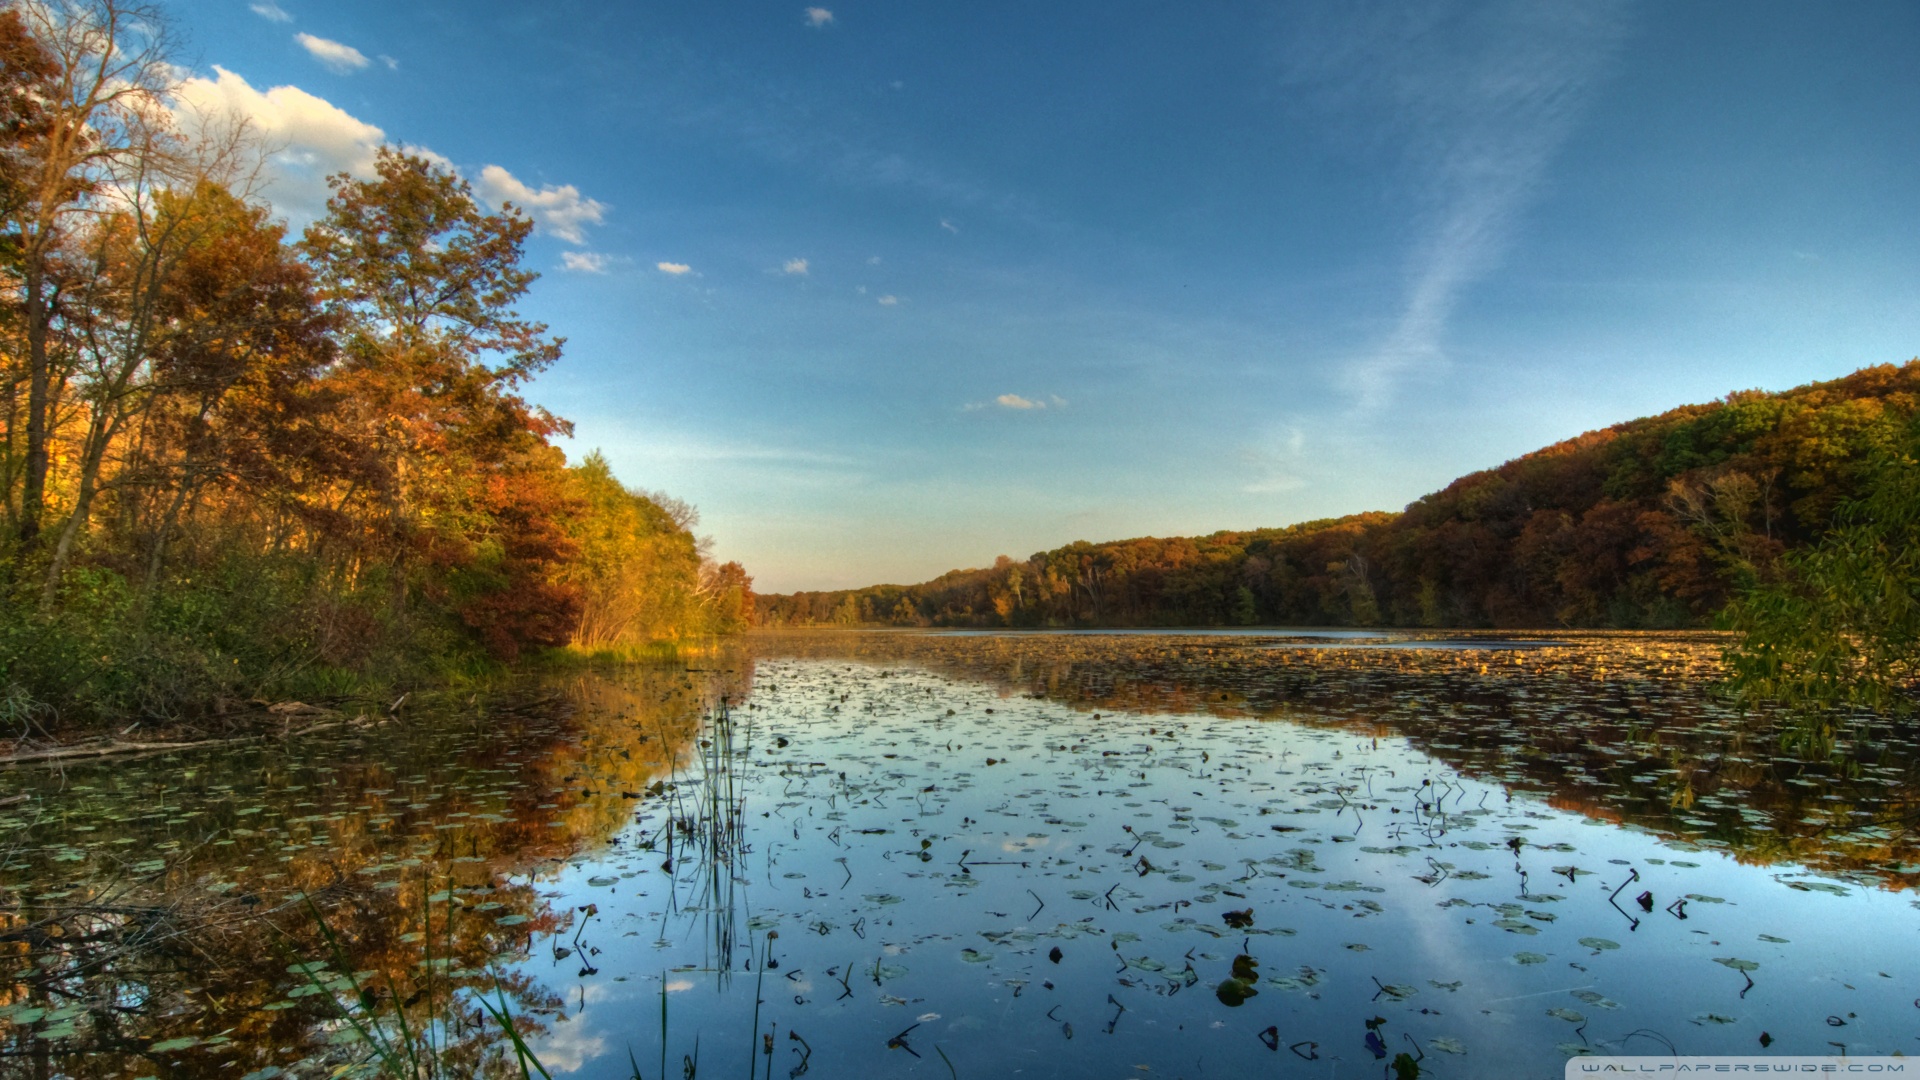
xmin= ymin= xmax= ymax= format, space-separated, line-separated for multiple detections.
xmin=762 ymin=361 xmax=1920 ymax=630
xmin=0 ymin=5 xmax=748 ymax=730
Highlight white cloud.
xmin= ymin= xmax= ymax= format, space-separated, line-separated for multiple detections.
xmin=782 ymin=258 xmax=809 ymax=275
xmin=173 ymin=66 xmax=387 ymax=222
xmin=939 ymin=218 xmax=959 ymax=234
xmin=562 ymin=251 xmax=609 ymax=274
xmin=656 ymin=261 xmax=693 ymax=275
xmin=475 ymin=164 xmax=607 ymax=244
xmin=996 ymin=394 xmax=1041 ymax=410
xmin=174 ymin=68 xmax=606 ymax=255
xmin=295 ymin=33 xmax=371 ymax=74
xmin=1278 ymin=0 xmax=1629 ymax=412
xmin=867 ymin=255 xmax=882 ymax=264
xmin=378 ymin=54 xmax=399 ymax=71
xmin=250 ymin=2 xmax=292 ymax=22
xmin=876 ymin=294 xmax=898 ymax=306
xmin=804 ymin=7 xmax=834 ymax=27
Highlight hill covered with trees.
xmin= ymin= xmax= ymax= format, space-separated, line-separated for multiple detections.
xmin=1 ymin=3 xmax=749 ymax=731
xmin=761 ymin=361 xmax=1920 ymax=631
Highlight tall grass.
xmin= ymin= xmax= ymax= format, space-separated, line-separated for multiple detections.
xmin=295 ymin=884 xmax=551 ymax=1079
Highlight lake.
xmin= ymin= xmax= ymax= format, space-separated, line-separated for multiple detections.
xmin=3 ymin=629 xmax=1917 ymax=1079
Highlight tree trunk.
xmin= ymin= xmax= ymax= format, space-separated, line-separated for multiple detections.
xmin=19 ymin=276 xmax=51 ymax=545
xmin=41 ymin=408 xmax=126 ymax=605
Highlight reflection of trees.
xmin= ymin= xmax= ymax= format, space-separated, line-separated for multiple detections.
xmin=750 ymin=631 xmax=1920 ymax=889
xmin=1 ymin=656 xmax=751 ymax=1076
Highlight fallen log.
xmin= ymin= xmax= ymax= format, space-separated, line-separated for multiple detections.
xmin=0 ymin=738 xmax=241 ymax=765
xmin=0 ymin=717 xmax=358 ymax=767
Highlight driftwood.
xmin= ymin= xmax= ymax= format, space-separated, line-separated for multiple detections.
xmin=0 ymin=713 xmax=360 ymax=767
xmin=0 ymin=737 xmax=241 ymax=765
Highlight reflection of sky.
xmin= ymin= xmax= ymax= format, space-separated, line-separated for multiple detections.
xmin=935 ymin=627 xmax=1393 ymax=639
xmin=504 ymin=658 xmax=1920 ymax=1078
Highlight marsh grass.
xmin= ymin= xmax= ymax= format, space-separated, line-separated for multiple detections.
xmin=296 ymin=885 xmax=551 ymax=1079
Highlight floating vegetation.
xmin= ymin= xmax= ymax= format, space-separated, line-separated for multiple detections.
xmin=5 ymin=633 xmax=1920 ymax=1076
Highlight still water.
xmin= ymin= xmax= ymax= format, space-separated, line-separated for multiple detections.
xmin=2 ymin=630 xmax=1917 ymax=1078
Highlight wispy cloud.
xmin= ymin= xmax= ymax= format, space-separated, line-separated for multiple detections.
xmin=939 ymin=218 xmax=959 ymax=234
xmin=804 ymin=8 xmax=834 ymax=28
xmin=562 ymin=251 xmax=609 ymax=274
xmin=295 ymin=32 xmax=370 ymax=74
xmin=250 ymin=2 xmax=292 ymax=22
xmin=1277 ymin=0 xmax=1630 ymax=411
xmin=1240 ymin=426 xmax=1310 ymax=493
xmin=656 ymin=261 xmax=693 ymax=275
xmin=617 ymin=38 xmax=1030 ymax=222
xmin=961 ymin=392 xmax=1057 ymax=412
xmin=475 ymin=165 xmax=607 ymax=244
xmin=782 ymin=258 xmax=809 ymax=275
xmin=583 ymin=432 xmax=863 ymax=488
xmin=876 ymin=294 xmax=899 ymax=306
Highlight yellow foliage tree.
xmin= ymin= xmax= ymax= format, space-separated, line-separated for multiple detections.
xmin=563 ymin=451 xmax=708 ymax=648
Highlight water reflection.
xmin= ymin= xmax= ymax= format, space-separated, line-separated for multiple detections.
xmin=752 ymin=630 xmax=1920 ymax=888
xmin=528 ymin=638 xmax=1920 ymax=1079
xmin=0 ymin=659 xmax=749 ymax=1077
xmin=6 ymin=632 xmax=1920 ymax=1079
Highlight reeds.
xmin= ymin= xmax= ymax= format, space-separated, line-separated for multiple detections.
xmin=295 ymin=882 xmax=551 ymax=1079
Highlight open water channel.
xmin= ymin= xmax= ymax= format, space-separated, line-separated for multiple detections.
xmin=3 ymin=630 xmax=1918 ymax=1078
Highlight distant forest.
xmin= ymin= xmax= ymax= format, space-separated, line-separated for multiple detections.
xmin=761 ymin=361 xmax=1920 ymax=630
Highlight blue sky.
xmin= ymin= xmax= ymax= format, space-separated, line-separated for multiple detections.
xmin=180 ymin=1 xmax=1920 ymax=591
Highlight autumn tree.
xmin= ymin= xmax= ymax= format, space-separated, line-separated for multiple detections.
xmin=702 ymin=559 xmax=756 ymax=634
xmin=1723 ymin=427 xmax=1920 ymax=741
xmin=299 ymin=148 xmax=578 ymax=655
xmin=111 ymin=183 xmax=336 ymax=585
xmin=563 ymin=451 xmax=711 ymax=649
xmin=37 ymin=153 xmax=268 ymax=600
xmin=1 ymin=0 xmax=179 ymax=548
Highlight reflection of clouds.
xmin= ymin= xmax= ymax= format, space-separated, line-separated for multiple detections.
xmin=530 ymin=1015 xmax=607 ymax=1074
xmin=1001 ymin=835 xmax=1054 ymax=853
xmin=665 ymin=977 xmax=695 ymax=992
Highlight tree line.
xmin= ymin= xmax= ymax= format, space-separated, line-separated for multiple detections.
xmin=761 ymin=360 xmax=1920 ymax=636
xmin=1 ymin=1 xmax=750 ymax=730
